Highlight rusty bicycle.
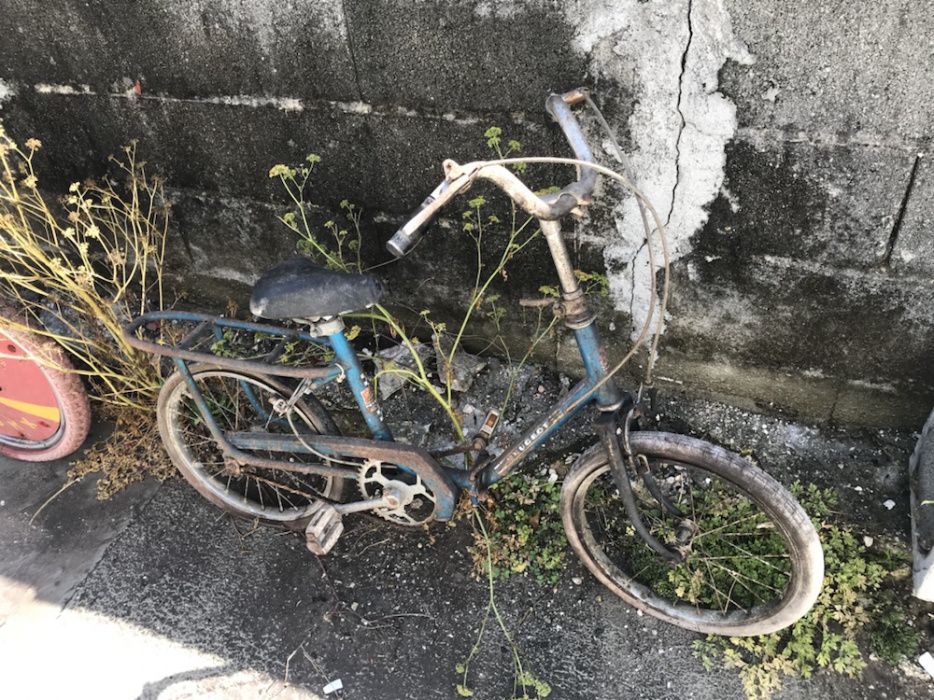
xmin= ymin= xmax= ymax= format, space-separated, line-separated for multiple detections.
xmin=124 ymin=88 xmax=823 ymax=636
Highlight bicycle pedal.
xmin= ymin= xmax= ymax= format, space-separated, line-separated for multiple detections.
xmin=304 ymin=500 xmax=344 ymax=555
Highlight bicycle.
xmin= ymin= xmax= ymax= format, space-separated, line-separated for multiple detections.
xmin=0 ymin=307 xmax=91 ymax=462
xmin=123 ymin=88 xmax=824 ymax=637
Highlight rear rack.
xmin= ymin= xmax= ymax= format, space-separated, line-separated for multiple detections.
xmin=122 ymin=310 xmax=339 ymax=379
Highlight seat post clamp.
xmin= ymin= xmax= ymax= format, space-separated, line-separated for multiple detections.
xmin=304 ymin=316 xmax=345 ymax=337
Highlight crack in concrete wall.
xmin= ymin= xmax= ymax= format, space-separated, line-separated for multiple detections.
xmin=882 ymin=153 xmax=922 ymax=268
xmin=573 ymin=0 xmax=753 ymax=342
xmin=668 ymin=0 xmax=694 ymax=227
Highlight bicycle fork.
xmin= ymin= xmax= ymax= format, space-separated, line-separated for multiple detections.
xmin=596 ymin=411 xmax=690 ymax=564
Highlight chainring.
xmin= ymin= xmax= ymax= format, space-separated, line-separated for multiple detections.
xmin=357 ymin=458 xmax=438 ymax=526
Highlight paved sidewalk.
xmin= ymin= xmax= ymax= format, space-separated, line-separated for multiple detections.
xmin=1 ymin=397 xmax=931 ymax=699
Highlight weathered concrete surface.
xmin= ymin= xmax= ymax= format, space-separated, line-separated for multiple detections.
xmin=343 ymin=1 xmax=587 ymax=113
xmin=723 ymin=0 xmax=934 ymax=141
xmin=1 ymin=388 xmax=931 ymax=699
xmin=1 ymin=0 xmax=933 ymax=428
xmin=0 ymin=0 xmax=355 ymax=101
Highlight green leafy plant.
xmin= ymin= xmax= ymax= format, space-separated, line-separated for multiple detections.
xmin=267 ymin=127 xmax=552 ymax=444
xmin=469 ymin=474 xmax=567 ymax=584
xmin=269 ymin=126 xmax=559 ymax=700
xmin=694 ymin=484 xmax=922 ymax=700
xmin=456 ymin=511 xmax=552 ymax=700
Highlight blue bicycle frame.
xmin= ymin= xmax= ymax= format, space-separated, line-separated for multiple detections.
xmin=123 ymin=214 xmax=628 ymax=522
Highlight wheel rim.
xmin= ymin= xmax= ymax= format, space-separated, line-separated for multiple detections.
xmin=165 ymin=371 xmax=336 ymax=521
xmin=574 ymin=460 xmax=798 ymax=625
xmin=0 ymin=331 xmax=65 ymax=449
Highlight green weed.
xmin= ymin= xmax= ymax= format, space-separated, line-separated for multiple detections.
xmin=694 ymin=484 xmax=923 ymax=700
xmin=470 ymin=474 xmax=567 ymax=584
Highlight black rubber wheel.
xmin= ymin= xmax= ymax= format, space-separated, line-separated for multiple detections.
xmin=561 ymin=432 xmax=824 ymax=636
xmin=157 ymin=364 xmax=351 ymax=525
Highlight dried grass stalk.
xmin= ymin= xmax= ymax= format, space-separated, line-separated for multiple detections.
xmin=0 ymin=126 xmax=174 ymax=497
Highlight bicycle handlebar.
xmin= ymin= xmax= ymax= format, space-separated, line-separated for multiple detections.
xmin=542 ymin=89 xmax=596 ymax=214
xmin=386 ymin=88 xmax=597 ymax=258
xmin=385 ymin=175 xmax=468 ymax=258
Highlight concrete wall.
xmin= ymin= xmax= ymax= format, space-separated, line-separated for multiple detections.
xmin=0 ymin=0 xmax=931 ymax=427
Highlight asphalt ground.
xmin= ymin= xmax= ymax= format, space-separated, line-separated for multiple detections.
xmin=2 ymin=381 xmax=932 ymax=699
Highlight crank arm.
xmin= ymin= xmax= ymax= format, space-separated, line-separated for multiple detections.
xmin=332 ymin=487 xmax=403 ymax=515
xmin=225 ymin=431 xmax=458 ymax=521
xmin=597 ymin=412 xmax=682 ymax=564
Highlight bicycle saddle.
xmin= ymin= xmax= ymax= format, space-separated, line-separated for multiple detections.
xmin=250 ymin=256 xmax=384 ymax=319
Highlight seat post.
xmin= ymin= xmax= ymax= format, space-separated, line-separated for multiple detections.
xmin=324 ymin=319 xmax=393 ymax=441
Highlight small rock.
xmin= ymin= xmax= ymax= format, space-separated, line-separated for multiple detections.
xmin=918 ymin=651 xmax=934 ymax=680
xmin=883 ymin=499 xmax=896 ymax=510
xmin=863 ymin=536 xmax=874 ymax=548
xmin=537 ymin=384 xmax=546 ymax=394
xmin=572 ymin=577 xmax=582 ymax=585
xmin=762 ymin=85 xmax=780 ymax=102
xmin=375 ymin=343 xmax=432 ymax=400
xmin=323 ymin=679 xmax=343 ymax=694
xmin=433 ymin=334 xmax=487 ymax=393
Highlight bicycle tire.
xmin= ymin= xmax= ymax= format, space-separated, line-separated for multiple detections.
xmin=0 ymin=321 xmax=91 ymax=462
xmin=910 ymin=408 xmax=934 ymax=554
xmin=157 ymin=363 xmax=350 ymax=525
xmin=561 ymin=431 xmax=824 ymax=636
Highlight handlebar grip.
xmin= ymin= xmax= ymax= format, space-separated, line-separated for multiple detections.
xmin=386 ymin=193 xmax=439 ymax=258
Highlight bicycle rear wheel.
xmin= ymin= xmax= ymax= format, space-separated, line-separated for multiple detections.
xmin=157 ymin=364 xmax=350 ymax=525
xmin=561 ymin=432 xmax=823 ymax=636
xmin=0 ymin=322 xmax=91 ymax=462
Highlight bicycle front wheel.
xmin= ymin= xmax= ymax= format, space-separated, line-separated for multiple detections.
xmin=157 ymin=364 xmax=350 ymax=525
xmin=561 ymin=431 xmax=823 ymax=636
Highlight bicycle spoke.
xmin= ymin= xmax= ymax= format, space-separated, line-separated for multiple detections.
xmin=717 ymin=538 xmax=791 ymax=575
xmin=579 ymin=455 xmax=803 ymax=621
xmin=704 ymin=560 xmax=776 ymax=602
xmin=169 ymin=370 xmax=336 ymax=517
